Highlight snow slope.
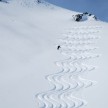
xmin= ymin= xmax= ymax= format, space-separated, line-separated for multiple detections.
xmin=0 ymin=1 xmax=108 ymax=108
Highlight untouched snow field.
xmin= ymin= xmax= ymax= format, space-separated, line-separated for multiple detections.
xmin=0 ymin=1 xmax=108 ymax=108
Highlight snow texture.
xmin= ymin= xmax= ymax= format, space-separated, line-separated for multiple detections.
xmin=0 ymin=1 xmax=108 ymax=108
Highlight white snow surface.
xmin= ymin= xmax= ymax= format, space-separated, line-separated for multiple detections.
xmin=0 ymin=1 xmax=108 ymax=108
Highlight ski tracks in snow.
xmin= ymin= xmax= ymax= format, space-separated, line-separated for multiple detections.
xmin=36 ymin=25 xmax=101 ymax=108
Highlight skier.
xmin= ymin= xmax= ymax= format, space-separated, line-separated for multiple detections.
xmin=57 ymin=45 xmax=61 ymax=50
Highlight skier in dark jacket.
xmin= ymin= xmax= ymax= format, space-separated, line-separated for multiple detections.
xmin=57 ymin=45 xmax=61 ymax=50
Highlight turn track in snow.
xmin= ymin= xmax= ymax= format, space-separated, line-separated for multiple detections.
xmin=36 ymin=25 xmax=101 ymax=108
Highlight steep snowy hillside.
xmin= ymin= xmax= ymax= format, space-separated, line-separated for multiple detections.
xmin=0 ymin=1 xmax=108 ymax=108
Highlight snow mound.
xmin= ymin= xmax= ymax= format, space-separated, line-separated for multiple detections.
xmin=72 ymin=13 xmax=98 ymax=22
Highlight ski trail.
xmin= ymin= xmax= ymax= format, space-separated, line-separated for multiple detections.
xmin=36 ymin=26 xmax=101 ymax=108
